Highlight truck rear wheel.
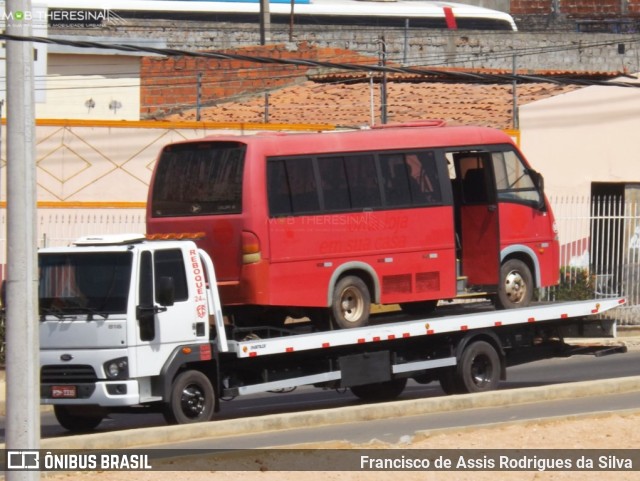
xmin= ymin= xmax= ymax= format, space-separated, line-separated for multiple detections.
xmin=496 ymin=259 xmax=533 ymax=309
xmin=439 ymin=341 xmax=501 ymax=394
xmin=331 ymin=276 xmax=371 ymax=329
xmin=350 ymin=378 xmax=407 ymax=402
xmin=163 ymin=370 xmax=215 ymax=424
xmin=54 ymin=405 xmax=104 ymax=432
xmin=456 ymin=340 xmax=501 ymax=393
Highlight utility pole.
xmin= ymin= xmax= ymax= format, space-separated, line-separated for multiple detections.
xmin=512 ymin=54 xmax=519 ymax=130
xmin=196 ymin=72 xmax=202 ymax=121
xmin=289 ymin=0 xmax=295 ymax=42
xmin=378 ymin=35 xmax=388 ymax=125
xmin=5 ymin=1 xmax=40 ymax=480
xmin=259 ymin=0 xmax=271 ymax=45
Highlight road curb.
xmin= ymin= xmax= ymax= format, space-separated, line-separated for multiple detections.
xmin=3 ymin=375 xmax=639 ymax=451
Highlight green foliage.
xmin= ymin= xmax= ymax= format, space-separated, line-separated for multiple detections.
xmin=553 ymin=267 xmax=593 ymax=301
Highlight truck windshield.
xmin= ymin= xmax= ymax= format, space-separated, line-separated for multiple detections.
xmin=39 ymin=252 xmax=133 ymax=318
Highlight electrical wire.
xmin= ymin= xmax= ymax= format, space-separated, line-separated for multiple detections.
xmin=2 ymin=32 xmax=640 ymax=88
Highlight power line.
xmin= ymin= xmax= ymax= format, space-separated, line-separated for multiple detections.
xmin=3 ymin=33 xmax=640 ymax=88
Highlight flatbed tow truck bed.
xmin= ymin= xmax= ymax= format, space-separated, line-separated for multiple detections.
xmin=227 ymin=298 xmax=626 ymax=358
xmin=219 ymin=298 xmax=626 ymax=398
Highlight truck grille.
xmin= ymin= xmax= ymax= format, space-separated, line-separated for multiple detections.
xmin=41 ymin=365 xmax=98 ymax=384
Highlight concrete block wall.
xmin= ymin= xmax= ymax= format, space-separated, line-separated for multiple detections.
xmin=130 ymin=22 xmax=638 ymax=71
xmin=271 ymin=28 xmax=637 ymax=72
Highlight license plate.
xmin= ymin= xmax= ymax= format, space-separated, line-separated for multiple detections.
xmin=51 ymin=385 xmax=77 ymax=398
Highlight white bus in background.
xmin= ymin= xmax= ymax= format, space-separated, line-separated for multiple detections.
xmin=40 ymin=0 xmax=518 ymax=31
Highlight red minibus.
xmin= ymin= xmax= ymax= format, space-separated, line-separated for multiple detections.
xmin=147 ymin=122 xmax=559 ymax=328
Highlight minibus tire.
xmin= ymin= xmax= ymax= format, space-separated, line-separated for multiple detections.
xmin=163 ymin=370 xmax=215 ymax=424
xmin=331 ymin=275 xmax=371 ymax=329
xmin=496 ymin=258 xmax=533 ymax=309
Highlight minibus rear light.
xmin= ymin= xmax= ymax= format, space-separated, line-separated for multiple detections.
xmin=242 ymin=231 xmax=262 ymax=264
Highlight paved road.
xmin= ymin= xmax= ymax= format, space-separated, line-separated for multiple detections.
xmin=160 ymin=390 xmax=640 ymax=449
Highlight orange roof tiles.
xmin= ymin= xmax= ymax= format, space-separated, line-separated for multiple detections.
xmin=167 ymin=79 xmax=578 ymax=130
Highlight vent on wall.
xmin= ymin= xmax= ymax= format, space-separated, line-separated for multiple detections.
xmin=416 ymin=272 xmax=440 ymax=292
xmin=383 ymin=274 xmax=412 ymax=294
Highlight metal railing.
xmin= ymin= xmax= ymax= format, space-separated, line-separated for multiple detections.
xmin=547 ymin=195 xmax=639 ymax=325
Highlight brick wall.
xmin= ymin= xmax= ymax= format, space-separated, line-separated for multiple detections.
xmin=140 ymin=43 xmax=375 ymax=118
xmin=561 ymin=0 xmax=622 ymax=17
xmin=629 ymin=0 xmax=640 ymax=13
xmin=511 ymin=0 xmax=552 ymax=15
xmin=511 ymin=0 xmax=639 ymax=16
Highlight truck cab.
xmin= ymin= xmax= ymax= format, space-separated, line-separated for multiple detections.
xmin=39 ymin=234 xmax=225 ymax=430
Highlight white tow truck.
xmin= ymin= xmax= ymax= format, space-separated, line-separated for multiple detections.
xmin=38 ymin=234 xmax=626 ymax=432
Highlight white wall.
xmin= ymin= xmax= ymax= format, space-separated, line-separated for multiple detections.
xmin=38 ymin=53 xmax=141 ymax=120
xmin=519 ymin=75 xmax=640 ymax=199
xmin=0 ymin=123 xmax=268 ymax=204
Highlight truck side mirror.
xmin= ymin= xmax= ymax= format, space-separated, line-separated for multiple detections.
xmin=156 ymin=276 xmax=175 ymax=307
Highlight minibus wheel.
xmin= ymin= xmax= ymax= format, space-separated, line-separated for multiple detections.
xmin=331 ymin=275 xmax=371 ymax=329
xmin=496 ymin=258 xmax=533 ymax=309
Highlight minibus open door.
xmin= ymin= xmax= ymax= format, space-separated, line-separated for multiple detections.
xmin=454 ymin=153 xmax=500 ymax=290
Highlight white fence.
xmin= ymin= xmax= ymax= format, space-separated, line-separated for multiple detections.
xmin=0 ymin=208 xmax=146 ymax=284
xmin=0 ymin=197 xmax=638 ymax=325
xmin=549 ymin=195 xmax=640 ymax=325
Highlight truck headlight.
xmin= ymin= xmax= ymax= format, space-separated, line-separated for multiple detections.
xmin=104 ymin=357 xmax=129 ymax=380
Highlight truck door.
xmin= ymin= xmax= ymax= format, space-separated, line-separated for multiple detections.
xmin=135 ymin=248 xmax=206 ymax=379
xmin=453 ymin=152 xmax=500 ymax=287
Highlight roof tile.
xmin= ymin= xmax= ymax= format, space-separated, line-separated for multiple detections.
xmin=166 ymin=80 xmax=579 ymax=129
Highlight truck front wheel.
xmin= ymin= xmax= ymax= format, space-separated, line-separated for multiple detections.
xmin=163 ymin=370 xmax=215 ymax=424
xmin=54 ymin=405 xmax=104 ymax=432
